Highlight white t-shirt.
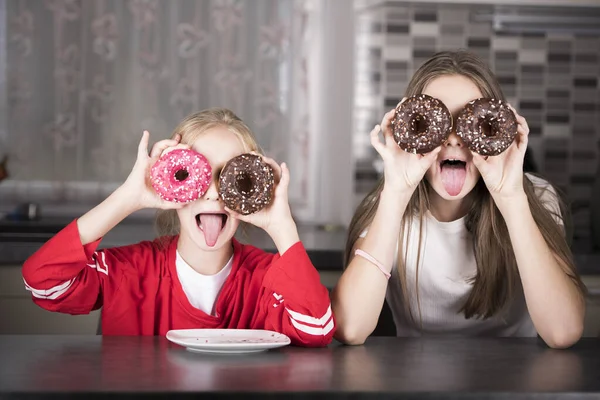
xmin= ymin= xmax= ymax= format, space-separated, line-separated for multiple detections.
xmin=359 ymin=174 xmax=562 ymax=337
xmin=175 ymin=251 xmax=233 ymax=316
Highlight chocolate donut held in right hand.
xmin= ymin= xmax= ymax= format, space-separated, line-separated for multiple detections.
xmin=218 ymin=153 xmax=275 ymax=215
xmin=392 ymin=94 xmax=453 ymax=154
xmin=455 ymin=98 xmax=518 ymax=156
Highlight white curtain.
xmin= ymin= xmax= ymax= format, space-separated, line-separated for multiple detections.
xmin=1 ymin=0 xmax=354 ymax=226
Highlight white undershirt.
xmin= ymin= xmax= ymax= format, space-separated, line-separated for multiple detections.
xmin=360 ymin=174 xmax=560 ymax=337
xmin=176 ymin=251 xmax=233 ymax=315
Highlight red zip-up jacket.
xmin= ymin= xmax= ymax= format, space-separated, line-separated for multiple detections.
xmin=22 ymin=220 xmax=335 ymax=347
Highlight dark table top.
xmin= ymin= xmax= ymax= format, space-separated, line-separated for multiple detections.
xmin=1 ymin=335 xmax=599 ymax=399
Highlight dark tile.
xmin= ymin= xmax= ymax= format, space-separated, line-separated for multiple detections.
xmin=572 ymin=151 xmax=596 ymax=160
xmin=355 ymin=170 xmax=380 ymax=181
xmin=547 ymin=89 xmax=570 ymax=99
xmin=548 ymin=53 xmax=572 ymax=63
xmin=574 ymin=77 xmax=597 ymax=88
xmin=573 ymin=103 xmax=596 ymax=112
xmin=412 ymin=49 xmax=436 ymax=59
xmin=495 ymin=51 xmax=518 ymax=61
xmin=384 ymin=97 xmax=401 ymax=108
xmin=546 ymin=115 xmax=570 ymax=123
xmin=386 ymin=24 xmax=409 ymax=34
xmin=520 ymin=65 xmax=544 ymax=74
xmin=575 ymin=53 xmax=598 ymax=63
xmin=529 ymin=125 xmax=542 ymax=135
xmin=519 ymin=100 xmax=543 ymax=110
xmin=571 ymin=175 xmax=596 ymax=185
xmin=386 ymin=61 xmax=408 ymax=70
xmin=371 ymin=72 xmax=381 ymax=82
xmin=521 ymin=32 xmax=546 ymax=38
xmin=468 ymin=38 xmax=491 ymax=48
xmin=414 ymin=11 xmax=437 ymax=22
xmin=498 ymin=76 xmax=517 ymax=85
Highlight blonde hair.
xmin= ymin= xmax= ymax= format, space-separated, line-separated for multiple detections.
xmin=155 ymin=107 xmax=262 ymax=236
xmin=345 ymin=50 xmax=586 ymax=323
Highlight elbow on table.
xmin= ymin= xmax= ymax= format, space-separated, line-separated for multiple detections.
xmin=543 ymin=323 xmax=584 ymax=349
xmin=334 ymin=324 xmax=370 ymax=345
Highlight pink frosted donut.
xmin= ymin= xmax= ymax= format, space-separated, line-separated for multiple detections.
xmin=150 ymin=148 xmax=212 ymax=203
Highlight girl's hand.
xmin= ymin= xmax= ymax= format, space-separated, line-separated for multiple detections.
xmin=225 ymin=154 xmax=299 ymax=251
xmin=471 ymin=105 xmax=529 ymax=204
xmin=373 ymin=99 xmax=441 ymax=194
xmin=121 ymin=130 xmax=190 ymax=211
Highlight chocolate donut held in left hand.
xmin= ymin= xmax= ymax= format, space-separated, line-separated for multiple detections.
xmin=150 ymin=148 xmax=212 ymax=203
xmin=392 ymin=94 xmax=453 ymax=154
xmin=455 ymin=98 xmax=518 ymax=156
xmin=218 ymin=154 xmax=275 ymax=215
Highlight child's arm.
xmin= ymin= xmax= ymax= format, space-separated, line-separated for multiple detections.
xmin=472 ymin=108 xmax=585 ymax=349
xmin=22 ymin=131 xmax=184 ymax=314
xmin=331 ymin=109 xmax=440 ymax=345
xmin=226 ymin=155 xmax=335 ymax=347
xmin=259 ymin=240 xmax=335 ymax=347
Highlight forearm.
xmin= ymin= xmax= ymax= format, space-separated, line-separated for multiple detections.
xmin=500 ymin=195 xmax=585 ymax=348
xmin=267 ymin=219 xmax=300 ymax=256
xmin=77 ymin=185 xmax=141 ymax=245
xmin=332 ymin=188 xmax=411 ymax=344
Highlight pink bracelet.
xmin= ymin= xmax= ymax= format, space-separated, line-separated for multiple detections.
xmin=355 ymin=249 xmax=391 ymax=280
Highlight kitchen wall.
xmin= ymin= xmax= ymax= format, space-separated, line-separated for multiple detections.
xmin=353 ymin=1 xmax=600 ymax=253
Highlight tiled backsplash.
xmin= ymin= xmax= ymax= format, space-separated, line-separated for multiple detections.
xmin=353 ymin=1 xmax=600 ymax=252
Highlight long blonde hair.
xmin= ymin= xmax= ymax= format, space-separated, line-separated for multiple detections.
xmin=345 ymin=50 xmax=585 ymax=322
xmin=155 ymin=107 xmax=262 ymax=236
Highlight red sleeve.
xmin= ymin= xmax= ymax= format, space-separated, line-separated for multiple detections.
xmin=259 ymin=242 xmax=335 ymax=347
xmin=21 ymin=219 xmax=123 ymax=315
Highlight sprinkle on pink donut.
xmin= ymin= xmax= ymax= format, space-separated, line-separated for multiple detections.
xmin=151 ymin=149 xmax=212 ymax=203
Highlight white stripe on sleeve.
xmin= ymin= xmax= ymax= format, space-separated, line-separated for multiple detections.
xmin=286 ymin=305 xmax=332 ymax=326
xmin=289 ymin=316 xmax=335 ymax=336
xmin=24 ymin=278 xmax=75 ymax=300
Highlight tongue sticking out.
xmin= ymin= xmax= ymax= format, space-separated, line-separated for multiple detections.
xmin=440 ymin=164 xmax=466 ymax=196
xmin=199 ymin=214 xmax=224 ymax=247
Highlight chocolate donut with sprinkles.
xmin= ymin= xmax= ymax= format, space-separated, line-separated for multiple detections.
xmin=455 ymin=98 xmax=518 ymax=156
xmin=392 ymin=94 xmax=453 ymax=154
xmin=219 ymin=153 xmax=275 ymax=215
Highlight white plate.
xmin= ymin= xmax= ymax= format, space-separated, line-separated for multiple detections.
xmin=166 ymin=329 xmax=291 ymax=354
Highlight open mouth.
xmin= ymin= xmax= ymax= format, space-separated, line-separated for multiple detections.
xmin=440 ymin=159 xmax=466 ymax=168
xmin=439 ymin=158 xmax=467 ymax=196
xmin=195 ymin=212 xmax=228 ymax=247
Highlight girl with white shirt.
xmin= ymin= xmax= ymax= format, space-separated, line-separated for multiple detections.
xmin=331 ymin=50 xmax=586 ymax=349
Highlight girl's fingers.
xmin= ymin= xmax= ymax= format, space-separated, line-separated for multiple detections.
xmin=470 ymin=151 xmax=489 ymax=176
xmin=138 ymin=131 xmax=150 ymax=159
xmin=160 ymin=143 xmax=191 ymax=158
xmin=381 ymin=109 xmax=396 ymax=146
xmin=150 ymin=139 xmax=186 ymax=159
xmin=369 ymin=125 xmax=385 ymax=156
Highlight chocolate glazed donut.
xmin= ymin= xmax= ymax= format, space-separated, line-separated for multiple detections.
xmin=455 ymin=98 xmax=518 ymax=156
xmin=218 ymin=153 xmax=275 ymax=215
xmin=392 ymin=94 xmax=453 ymax=154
